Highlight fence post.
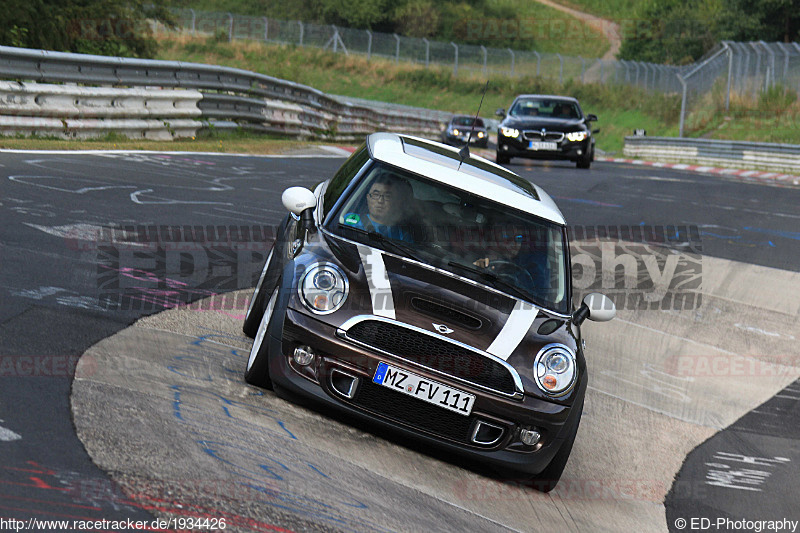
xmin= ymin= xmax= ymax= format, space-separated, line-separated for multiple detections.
xmin=759 ymin=40 xmax=776 ymax=89
xmin=508 ymin=48 xmax=515 ymax=77
xmin=189 ymin=9 xmax=196 ymax=35
xmin=557 ymin=53 xmax=563 ymax=83
xmin=599 ymin=59 xmax=604 ymax=83
xmin=724 ymin=42 xmax=733 ymax=111
xmin=677 ymin=73 xmax=687 ymax=138
xmin=332 ymin=26 xmax=339 ymax=54
xmin=263 ymin=17 xmax=268 ymax=41
xmin=534 ymin=51 xmax=541 ymax=77
xmin=750 ymin=42 xmax=762 ymax=97
xmin=794 ymin=43 xmax=800 ymax=95
xmin=367 ymin=30 xmax=372 ymax=61
xmin=580 ymin=56 xmax=585 ymax=84
xmin=298 ymin=21 xmax=304 ymax=46
xmin=394 ymin=34 xmax=400 ymax=64
xmin=423 ymin=38 xmax=430 ymax=68
xmin=776 ymin=42 xmax=790 ymax=83
xmin=481 ymin=45 xmax=487 ymax=76
xmin=227 ymin=13 xmax=233 ymax=42
xmin=451 ymin=42 xmax=458 ymax=77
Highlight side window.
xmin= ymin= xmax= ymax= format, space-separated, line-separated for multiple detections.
xmin=323 ymin=144 xmax=369 ymax=218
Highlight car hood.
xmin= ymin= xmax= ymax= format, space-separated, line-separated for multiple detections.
xmin=289 ymin=233 xmax=582 ymax=401
xmin=501 ymin=116 xmax=587 ymax=133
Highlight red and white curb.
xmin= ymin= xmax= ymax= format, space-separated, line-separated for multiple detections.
xmin=596 ymin=157 xmax=800 ymax=185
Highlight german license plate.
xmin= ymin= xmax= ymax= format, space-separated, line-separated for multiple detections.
xmin=529 ymin=141 xmax=557 ymax=151
xmin=373 ymin=362 xmax=474 ymax=416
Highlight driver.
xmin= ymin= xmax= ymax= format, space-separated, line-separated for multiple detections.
xmin=474 ymin=226 xmax=537 ymax=292
xmin=343 ymin=172 xmax=415 ymax=242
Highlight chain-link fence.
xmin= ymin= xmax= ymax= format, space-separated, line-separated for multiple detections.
xmin=166 ymin=9 xmax=800 ymax=137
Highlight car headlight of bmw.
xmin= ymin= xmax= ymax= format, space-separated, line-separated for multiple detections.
xmin=451 ymin=128 xmax=460 ymax=136
xmin=500 ymin=126 xmax=520 ymax=138
xmin=534 ymin=344 xmax=577 ymax=396
xmin=566 ymin=131 xmax=588 ymax=142
xmin=477 ymin=131 xmax=485 ymax=138
xmin=300 ymin=263 xmax=348 ymax=314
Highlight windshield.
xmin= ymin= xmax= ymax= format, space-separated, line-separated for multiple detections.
xmin=509 ymin=98 xmax=581 ymax=120
xmin=326 ymin=161 xmax=569 ymax=314
xmin=452 ymin=117 xmax=485 ymax=127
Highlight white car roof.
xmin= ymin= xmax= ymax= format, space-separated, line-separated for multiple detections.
xmin=367 ymin=133 xmax=566 ymax=225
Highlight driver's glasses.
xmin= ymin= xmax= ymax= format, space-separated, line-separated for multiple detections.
xmin=368 ymin=192 xmax=394 ymax=202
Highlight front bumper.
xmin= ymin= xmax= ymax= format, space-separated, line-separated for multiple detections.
xmin=497 ymin=135 xmax=591 ymax=161
xmin=268 ymin=307 xmax=585 ymax=475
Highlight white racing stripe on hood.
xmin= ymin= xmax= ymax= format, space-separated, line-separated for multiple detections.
xmin=357 ymin=245 xmax=395 ymax=319
xmin=486 ymin=301 xmax=538 ymax=361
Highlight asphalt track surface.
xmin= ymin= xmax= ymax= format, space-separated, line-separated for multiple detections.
xmin=0 ymin=148 xmax=798 ymax=532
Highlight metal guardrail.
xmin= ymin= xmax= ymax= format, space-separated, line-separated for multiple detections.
xmin=0 ymin=45 xmax=446 ymax=141
xmin=623 ymin=136 xmax=800 ymax=174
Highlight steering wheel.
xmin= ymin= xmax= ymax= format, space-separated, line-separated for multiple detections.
xmin=487 ymin=260 xmax=535 ymax=288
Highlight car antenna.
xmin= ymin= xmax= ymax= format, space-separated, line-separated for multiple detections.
xmin=458 ymin=80 xmax=489 ymax=171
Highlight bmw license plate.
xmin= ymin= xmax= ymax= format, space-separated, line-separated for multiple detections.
xmin=529 ymin=141 xmax=557 ymax=151
xmin=373 ymin=362 xmax=474 ymax=416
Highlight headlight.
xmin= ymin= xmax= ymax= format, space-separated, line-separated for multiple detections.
xmin=451 ymin=128 xmax=460 ymax=136
xmin=477 ymin=131 xmax=485 ymax=138
xmin=500 ymin=126 xmax=519 ymax=138
xmin=566 ymin=131 xmax=588 ymax=142
xmin=299 ymin=263 xmax=348 ymax=314
xmin=534 ymin=344 xmax=577 ymax=396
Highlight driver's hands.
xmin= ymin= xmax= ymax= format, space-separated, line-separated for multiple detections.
xmin=473 ymin=257 xmax=490 ymax=268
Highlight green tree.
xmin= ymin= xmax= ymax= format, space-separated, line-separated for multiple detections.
xmin=0 ymin=0 xmax=174 ymax=57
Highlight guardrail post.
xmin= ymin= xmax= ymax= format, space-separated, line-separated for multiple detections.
xmin=227 ymin=13 xmax=233 ymax=42
xmin=451 ymin=42 xmax=458 ymax=77
xmin=423 ymin=38 xmax=430 ymax=68
xmin=481 ymin=45 xmax=487 ymax=76
xmin=189 ymin=9 xmax=196 ymax=35
xmin=394 ymin=34 xmax=400 ymax=64
xmin=367 ymin=30 xmax=372 ymax=61
xmin=263 ymin=17 xmax=268 ymax=41
xmin=508 ymin=48 xmax=515 ymax=77
xmin=298 ymin=21 xmax=304 ymax=46
xmin=534 ymin=51 xmax=541 ymax=77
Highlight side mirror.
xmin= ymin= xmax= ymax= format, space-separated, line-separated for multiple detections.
xmin=281 ymin=186 xmax=317 ymax=231
xmin=586 ymin=114 xmax=598 ymax=122
xmin=573 ymin=293 xmax=615 ymax=326
xmin=495 ymin=108 xmax=506 ymax=118
xmin=282 ymin=186 xmax=316 ymax=216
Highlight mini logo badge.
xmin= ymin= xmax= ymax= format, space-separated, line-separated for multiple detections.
xmin=432 ymin=323 xmax=454 ymax=334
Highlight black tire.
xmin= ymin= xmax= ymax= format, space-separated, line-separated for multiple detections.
xmin=244 ymin=284 xmax=280 ymax=389
xmin=496 ymin=152 xmax=510 ymax=165
xmin=243 ymin=247 xmax=277 ymax=338
xmin=576 ymin=151 xmax=592 ymax=169
xmin=530 ymin=398 xmax=583 ymax=493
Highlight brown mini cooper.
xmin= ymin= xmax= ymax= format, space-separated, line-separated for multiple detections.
xmin=243 ymin=133 xmax=615 ymax=491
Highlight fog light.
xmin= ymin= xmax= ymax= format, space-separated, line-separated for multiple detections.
xmin=520 ymin=427 xmax=541 ymax=446
xmin=577 ymin=149 xmax=583 ymax=156
xmin=293 ymin=345 xmax=315 ymax=366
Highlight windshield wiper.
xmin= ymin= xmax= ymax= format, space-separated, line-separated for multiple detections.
xmin=338 ymin=224 xmax=423 ymax=263
xmin=447 ymin=261 xmax=539 ymax=304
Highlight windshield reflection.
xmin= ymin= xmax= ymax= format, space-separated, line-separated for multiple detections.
xmin=328 ymin=162 xmax=568 ymax=313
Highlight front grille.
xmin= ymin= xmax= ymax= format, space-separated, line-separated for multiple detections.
xmin=523 ymin=130 xmax=565 ymax=142
xmin=343 ymin=320 xmax=517 ymax=395
xmin=351 ymin=379 xmax=475 ymax=443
